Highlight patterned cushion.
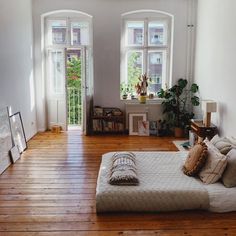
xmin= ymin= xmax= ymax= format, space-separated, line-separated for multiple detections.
xmin=199 ymin=140 xmax=227 ymax=184
xmin=109 ymin=152 xmax=139 ymax=185
xmin=183 ymin=142 xmax=208 ymax=176
xmin=222 ymin=149 xmax=236 ymax=188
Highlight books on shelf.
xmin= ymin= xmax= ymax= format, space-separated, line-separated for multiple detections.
xmin=92 ymin=106 xmax=124 ymax=133
xmin=92 ymin=119 xmax=102 ymax=132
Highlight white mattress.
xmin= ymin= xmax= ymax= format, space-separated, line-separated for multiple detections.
xmin=204 ymin=181 xmax=236 ymax=212
xmin=96 ymin=151 xmax=209 ymax=213
xmin=96 ymin=151 xmax=236 ymax=213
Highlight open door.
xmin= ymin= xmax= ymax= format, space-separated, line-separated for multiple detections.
xmin=46 ymin=49 xmax=67 ymax=131
xmin=81 ymin=46 xmax=93 ymax=135
xmin=46 ymin=47 xmax=93 ymax=134
xmin=44 ymin=15 xmax=93 ymax=133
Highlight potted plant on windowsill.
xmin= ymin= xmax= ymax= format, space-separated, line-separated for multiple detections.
xmin=120 ymin=82 xmax=129 ymax=100
xmin=135 ymin=74 xmax=150 ymax=104
xmin=157 ymin=78 xmax=200 ymax=137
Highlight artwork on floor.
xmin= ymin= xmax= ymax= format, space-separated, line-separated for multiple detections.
xmin=9 ymin=146 xmax=21 ymax=163
xmin=0 ymin=107 xmax=13 ymax=174
xmin=138 ymin=120 xmax=150 ymax=136
xmin=129 ymin=113 xmax=147 ymax=135
xmin=149 ymin=121 xmax=158 ymax=136
xmin=9 ymin=112 xmax=27 ymax=153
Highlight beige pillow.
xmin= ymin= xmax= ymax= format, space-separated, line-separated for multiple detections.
xmin=210 ymin=135 xmax=232 ymax=155
xmin=199 ymin=140 xmax=227 ymax=184
xmin=109 ymin=152 xmax=139 ymax=185
xmin=227 ymin=137 xmax=236 ymax=146
xmin=183 ymin=142 xmax=208 ymax=176
xmin=222 ymin=149 xmax=236 ymax=188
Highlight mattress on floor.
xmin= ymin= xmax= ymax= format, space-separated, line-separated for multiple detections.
xmin=203 ymin=181 xmax=236 ymax=212
xmin=96 ymin=151 xmax=209 ymax=213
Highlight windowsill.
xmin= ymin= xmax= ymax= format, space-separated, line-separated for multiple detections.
xmin=121 ymin=97 xmax=163 ymax=104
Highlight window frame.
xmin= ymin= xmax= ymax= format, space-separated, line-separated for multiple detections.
xmin=45 ymin=17 xmax=92 ymax=48
xmin=121 ymin=12 xmax=173 ymax=99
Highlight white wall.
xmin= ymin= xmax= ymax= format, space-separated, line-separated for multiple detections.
xmin=32 ymin=0 xmax=194 ymax=131
xmin=0 ymin=0 xmax=37 ymax=140
xmin=194 ymin=0 xmax=236 ymax=136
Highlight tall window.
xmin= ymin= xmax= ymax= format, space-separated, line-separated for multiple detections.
xmin=45 ymin=18 xmax=91 ymax=95
xmin=121 ymin=11 xmax=173 ymax=99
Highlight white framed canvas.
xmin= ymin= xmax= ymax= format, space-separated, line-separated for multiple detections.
xmin=0 ymin=107 xmax=13 ymax=174
xmin=10 ymin=146 xmax=21 ymax=163
xmin=9 ymin=112 xmax=27 ymax=153
xmin=138 ymin=120 xmax=150 ymax=136
xmin=129 ymin=113 xmax=147 ymax=135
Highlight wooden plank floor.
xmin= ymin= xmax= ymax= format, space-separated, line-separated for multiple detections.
xmin=0 ymin=131 xmax=236 ymax=236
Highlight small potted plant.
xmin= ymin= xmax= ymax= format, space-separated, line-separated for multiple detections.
xmin=157 ymin=78 xmax=200 ymax=137
xmin=120 ymin=82 xmax=129 ymax=100
xmin=135 ymin=74 xmax=150 ymax=103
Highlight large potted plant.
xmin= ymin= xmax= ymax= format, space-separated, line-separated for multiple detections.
xmin=157 ymin=78 xmax=200 ymax=137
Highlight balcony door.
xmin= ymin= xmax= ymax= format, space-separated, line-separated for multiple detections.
xmin=45 ymin=15 xmax=93 ymax=134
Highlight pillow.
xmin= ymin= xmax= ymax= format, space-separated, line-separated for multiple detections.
xmin=222 ymin=149 xmax=236 ymax=188
xmin=109 ymin=152 xmax=139 ymax=185
xmin=210 ymin=135 xmax=232 ymax=155
xmin=227 ymin=136 xmax=236 ymax=146
xmin=183 ymin=142 xmax=208 ymax=176
xmin=199 ymin=140 xmax=227 ymax=184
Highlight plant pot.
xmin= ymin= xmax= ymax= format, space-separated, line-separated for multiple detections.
xmin=139 ymin=95 xmax=146 ymax=104
xmin=174 ymin=127 xmax=184 ymax=138
xmin=122 ymin=94 xmax=127 ymax=100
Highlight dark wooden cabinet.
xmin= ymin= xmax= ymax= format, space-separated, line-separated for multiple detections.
xmin=191 ymin=119 xmax=217 ymax=140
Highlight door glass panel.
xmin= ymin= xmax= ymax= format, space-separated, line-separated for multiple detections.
xmin=49 ymin=51 xmax=64 ymax=94
xmin=148 ymin=22 xmax=166 ymax=46
xmin=66 ymin=49 xmax=82 ymax=126
xmin=48 ymin=20 xmax=67 ymax=45
xmin=127 ymin=51 xmax=143 ymax=88
xmin=148 ymin=51 xmax=164 ymax=94
xmin=71 ymin=22 xmax=89 ymax=46
xmin=126 ymin=22 xmax=144 ymax=46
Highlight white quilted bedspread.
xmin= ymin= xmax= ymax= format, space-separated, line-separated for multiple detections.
xmin=96 ymin=152 xmax=209 ymax=213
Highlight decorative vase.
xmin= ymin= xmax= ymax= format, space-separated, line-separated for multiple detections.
xmin=174 ymin=127 xmax=184 ymax=138
xmin=139 ymin=95 xmax=146 ymax=104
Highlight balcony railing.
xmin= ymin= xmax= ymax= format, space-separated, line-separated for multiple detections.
xmin=67 ymin=87 xmax=82 ymax=126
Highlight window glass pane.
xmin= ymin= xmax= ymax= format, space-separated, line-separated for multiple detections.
xmin=148 ymin=22 xmax=166 ymax=46
xmin=50 ymin=51 xmax=64 ymax=94
xmin=71 ymin=22 xmax=89 ymax=45
xmin=148 ymin=51 xmax=164 ymax=94
xmin=48 ymin=20 xmax=67 ymax=45
xmin=127 ymin=51 xmax=143 ymax=88
xmin=126 ymin=22 xmax=144 ymax=46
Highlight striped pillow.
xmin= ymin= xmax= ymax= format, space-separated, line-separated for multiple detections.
xmin=109 ymin=152 xmax=139 ymax=185
xmin=199 ymin=140 xmax=227 ymax=184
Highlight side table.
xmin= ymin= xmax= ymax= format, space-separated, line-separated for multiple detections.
xmin=190 ymin=119 xmax=217 ymax=141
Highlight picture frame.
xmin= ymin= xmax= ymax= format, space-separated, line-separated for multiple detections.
xmin=9 ymin=145 xmax=21 ymax=163
xmin=129 ymin=113 xmax=147 ymax=135
xmin=9 ymin=112 xmax=27 ymax=154
xmin=0 ymin=107 xmax=13 ymax=174
xmin=149 ymin=120 xmax=158 ymax=136
xmin=138 ymin=120 xmax=150 ymax=136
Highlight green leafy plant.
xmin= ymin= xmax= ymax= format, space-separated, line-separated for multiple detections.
xmin=66 ymin=57 xmax=82 ymax=125
xmin=157 ymin=78 xmax=200 ymax=130
xmin=120 ymin=82 xmax=136 ymax=99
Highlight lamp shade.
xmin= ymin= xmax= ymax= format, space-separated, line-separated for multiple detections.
xmin=202 ymin=100 xmax=217 ymax=113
